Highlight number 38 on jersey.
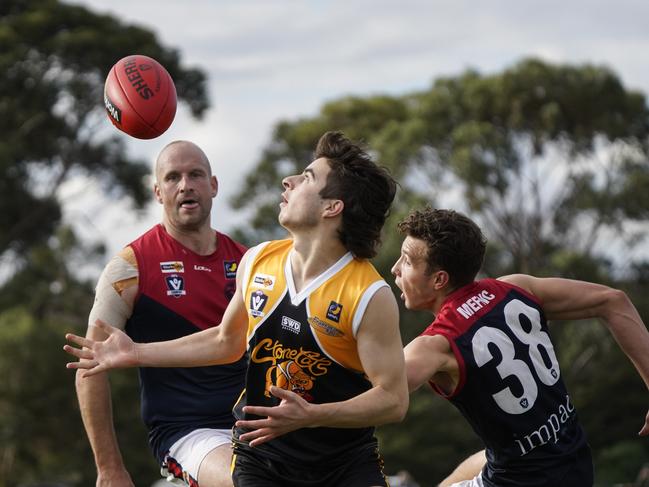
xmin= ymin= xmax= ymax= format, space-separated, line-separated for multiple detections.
xmin=471 ymin=299 xmax=560 ymax=415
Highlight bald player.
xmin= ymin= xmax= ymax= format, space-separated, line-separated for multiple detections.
xmin=75 ymin=141 xmax=247 ymax=487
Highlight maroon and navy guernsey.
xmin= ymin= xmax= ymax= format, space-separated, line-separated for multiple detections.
xmin=126 ymin=224 xmax=247 ymax=462
xmin=421 ymin=278 xmax=592 ymax=487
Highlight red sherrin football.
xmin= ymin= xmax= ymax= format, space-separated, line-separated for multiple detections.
xmin=103 ymin=55 xmax=177 ymax=139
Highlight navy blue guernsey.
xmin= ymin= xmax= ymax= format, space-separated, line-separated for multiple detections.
xmin=421 ymin=278 xmax=592 ymax=486
xmin=125 ymin=224 xmax=247 ymax=461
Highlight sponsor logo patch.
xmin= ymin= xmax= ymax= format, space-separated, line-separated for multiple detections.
xmin=224 ymin=261 xmax=238 ymax=279
xmin=250 ymin=290 xmax=268 ymax=317
xmin=160 ymin=261 xmax=184 ymax=273
xmin=165 ymin=275 xmax=186 ymax=298
xmin=308 ymin=316 xmax=344 ymax=337
xmin=194 ymin=264 xmax=211 ymax=272
xmin=281 ymin=316 xmax=301 ymax=334
xmin=252 ymin=273 xmax=275 ymax=290
xmin=326 ymin=301 xmax=343 ymax=323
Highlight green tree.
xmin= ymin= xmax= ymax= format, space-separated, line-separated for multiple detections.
xmin=231 ymin=58 xmax=649 ymax=483
xmin=0 ymin=0 xmax=209 ymax=263
xmin=0 ymin=227 xmax=153 ymax=487
xmin=0 ymin=1 xmax=210 ymax=485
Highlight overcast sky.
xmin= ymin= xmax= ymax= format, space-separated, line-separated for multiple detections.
xmin=64 ymin=0 xmax=649 ymax=269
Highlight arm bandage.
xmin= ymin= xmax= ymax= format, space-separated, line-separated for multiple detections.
xmin=88 ymin=248 xmax=139 ymax=331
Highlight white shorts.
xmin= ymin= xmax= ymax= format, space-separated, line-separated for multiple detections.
xmin=160 ymin=428 xmax=232 ymax=486
xmin=450 ymin=472 xmax=484 ymax=487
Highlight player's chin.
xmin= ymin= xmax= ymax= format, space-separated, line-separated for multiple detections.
xmin=175 ymin=215 xmax=206 ymax=231
xmin=401 ymin=294 xmax=416 ymax=310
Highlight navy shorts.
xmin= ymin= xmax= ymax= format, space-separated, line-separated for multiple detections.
xmin=232 ymin=443 xmax=388 ymax=487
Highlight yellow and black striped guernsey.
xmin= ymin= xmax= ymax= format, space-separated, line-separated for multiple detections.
xmin=233 ymin=239 xmax=389 ymax=464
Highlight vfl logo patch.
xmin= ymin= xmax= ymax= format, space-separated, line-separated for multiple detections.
xmin=160 ymin=261 xmax=184 ymax=273
xmin=165 ymin=275 xmax=186 ymax=298
xmin=224 ymin=261 xmax=238 ymax=279
xmin=250 ymin=290 xmax=268 ymax=317
xmin=308 ymin=316 xmax=344 ymax=337
xmin=281 ymin=316 xmax=301 ymax=334
xmin=252 ymin=273 xmax=275 ymax=290
xmin=326 ymin=301 xmax=343 ymax=323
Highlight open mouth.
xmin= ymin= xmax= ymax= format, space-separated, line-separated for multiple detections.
xmin=179 ymin=198 xmax=199 ymax=209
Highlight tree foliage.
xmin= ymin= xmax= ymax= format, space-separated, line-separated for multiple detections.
xmin=231 ymin=58 xmax=649 ymax=484
xmin=0 ymin=0 xmax=209 ymax=263
xmin=0 ymin=1 xmax=210 ymax=485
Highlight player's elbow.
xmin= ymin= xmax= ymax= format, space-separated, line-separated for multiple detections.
xmin=607 ymin=287 xmax=630 ymax=305
xmin=223 ymin=344 xmax=246 ymax=364
xmin=385 ymin=388 xmax=409 ymax=424
xmin=600 ymin=287 xmax=632 ymax=320
xmin=216 ymin=335 xmax=247 ymax=364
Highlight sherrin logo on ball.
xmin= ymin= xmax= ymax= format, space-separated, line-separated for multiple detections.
xmin=103 ymin=54 xmax=177 ymax=139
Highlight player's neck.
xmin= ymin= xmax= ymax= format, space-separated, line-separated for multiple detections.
xmin=430 ymin=283 xmax=466 ymax=314
xmin=161 ymin=221 xmax=217 ymax=256
xmin=289 ymin=233 xmax=348 ymax=293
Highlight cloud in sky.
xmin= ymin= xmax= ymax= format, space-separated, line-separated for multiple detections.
xmin=65 ymin=0 xmax=649 ymax=268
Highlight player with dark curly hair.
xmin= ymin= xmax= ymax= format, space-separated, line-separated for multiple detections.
xmin=393 ymin=207 xmax=649 ymax=487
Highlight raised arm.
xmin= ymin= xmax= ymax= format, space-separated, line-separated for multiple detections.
xmin=236 ymin=285 xmax=409 ymax=446
xmin=65 ymin=249 xmax=252 ymax=376
xmin=500 ymin=273 xmax=649 ymax=435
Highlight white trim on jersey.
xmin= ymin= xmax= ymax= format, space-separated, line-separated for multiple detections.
xmin=352 ymin=280 xmax=390 ymax=338
xmin=285 ymin=249 xmax=354 ymax=306
xmin=242 ymin=241 xmax=271 ymax=292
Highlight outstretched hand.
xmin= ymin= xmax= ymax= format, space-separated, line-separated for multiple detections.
xmin=64 ymin=319 xmax=138 ymax=377
xmin=236 ymin=386 xmax=315 ymax=447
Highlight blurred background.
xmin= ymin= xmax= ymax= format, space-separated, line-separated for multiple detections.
xmin=1 ymin=1 xmax=648 ymax=486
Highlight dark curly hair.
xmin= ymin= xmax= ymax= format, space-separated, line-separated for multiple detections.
xmin=316 ymin=131 xmax=397 ymax=259
xmin=397 ymin=207 xmax=487 ymax=288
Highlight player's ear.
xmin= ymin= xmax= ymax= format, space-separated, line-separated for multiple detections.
xmin=211 ymin=175 xmax=218 ymax=197
xmin=323 ymin=199 xmax=343 ymax=218
xmin=154 ymin=182 xmax=163 ymax=204
xmin=433 ymin=270 xmax=450 ymax=290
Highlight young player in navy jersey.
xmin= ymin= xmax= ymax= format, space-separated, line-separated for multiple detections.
xmin=392 ymin=207 xmax=649 ymax=487
xmin=65 ymin=132 xmax=409 ymax=487
xmin=74 ymin=141 xmax=246 ymax=487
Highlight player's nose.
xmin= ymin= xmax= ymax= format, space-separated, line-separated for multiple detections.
xmin=282 ymin=175 xmax=295 ymax=190
xmin=178 ymin=174 xmax=193 ymax=191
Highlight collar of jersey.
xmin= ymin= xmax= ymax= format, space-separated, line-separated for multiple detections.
xmin=285 ymin=250 xmax=354 ymax=306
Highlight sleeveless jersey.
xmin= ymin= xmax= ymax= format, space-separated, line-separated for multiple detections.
xmin=421 ymin=278 xmax=590 ymax=487
xmin=125 ymin=224 xmax=247 ymax=461
xmin=233 ymin=239 xmax=389 ymax=465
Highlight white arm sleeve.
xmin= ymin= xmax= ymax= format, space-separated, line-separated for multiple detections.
xmin=87 ymin=253 xmax=138 ymax=331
